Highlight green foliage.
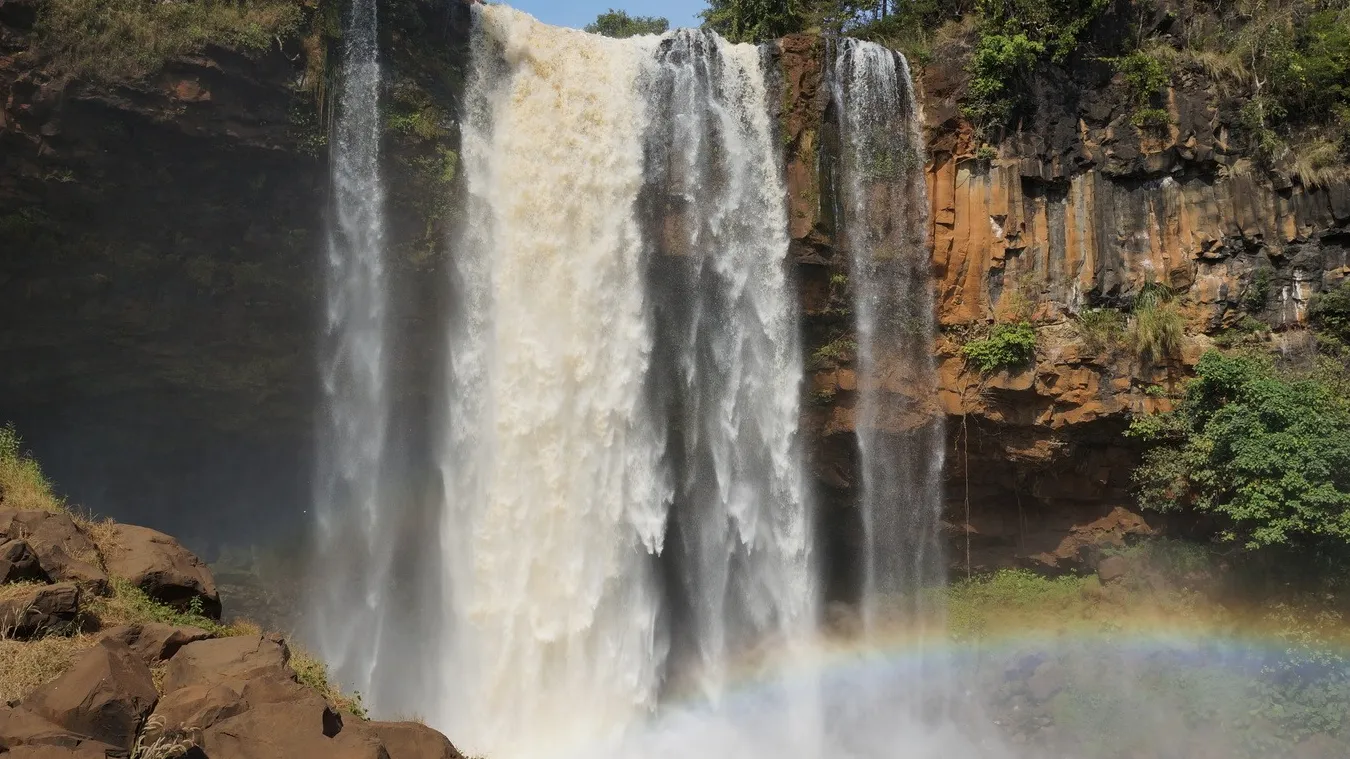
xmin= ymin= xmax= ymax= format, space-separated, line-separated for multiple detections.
xmin=1243 ymin=267 xmax=1274 ymax=313
xmin=701 ymin=0 xmax=809 ymax=42
xmin=973 ymin=144 xmax=999 ymax=160
xmin=585 ymin=8 xmax=670 ymax=38
xmin=1131 ymin=107 xmax=1171 ymax=128
xmin=1075 ymin=307 xmax=1127 ymax=354
xmin=963 ymin=31 xmax=1044 ymax=132
xmin=291 ymin=648 xmax=367 ymax=718
xmin=0 ymin=424 xmax=62 ymax=513
xmin=1308 ymin=281 xmax=1350 ymax=345
xmin=1129 ymin=351 xmax=1350 ymax=551
xmin=1129 ymin=284 xmax=1185 ymax=362
xmin=1110 ymin=50 xmax=1171 ymax=103
xmin=810 ymin=337 xmax=857 ymax=368
xmin=961 ymin=0 xmax=1107 ymax=133
xmin=962 ymin=321 xmax=1037 ymax=372
xmin=95 ymin=578 xmax=234 ymax=635
xmin=943 ymin=569 xmax=1084 ymax=640
xmin=38 ymin=0 xmax=304 ymax=82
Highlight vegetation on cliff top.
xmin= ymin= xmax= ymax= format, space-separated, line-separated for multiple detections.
xmin=586 ymin=8 xmax=670 ymax=37
xmin=38 ymin=0 xmax=307 ymax=82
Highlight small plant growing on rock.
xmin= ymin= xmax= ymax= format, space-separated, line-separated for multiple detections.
xmin=1129 ymin=284 xmax=1185 ymax=362
xmin=1075 ymin=308 xmax=1127 ymax=355
xmin=962 ymin=322 xmax=1037 ymax=373
xmin=0 ymin=424 xmax=62 ymax=513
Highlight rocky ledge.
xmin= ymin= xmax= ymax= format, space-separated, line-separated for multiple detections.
xmin=0 ymin=502 xmax=460 ymax=759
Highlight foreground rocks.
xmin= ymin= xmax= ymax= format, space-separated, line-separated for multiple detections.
xmin=0 ymin=508 xmax=465 ymax=758
xmin=100 ymin=523 xmax=222 ymax=618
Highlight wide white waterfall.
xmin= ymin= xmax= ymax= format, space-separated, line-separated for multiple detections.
xmin=436 ymin=7 xmax=811 ymax=758
xmin=830 ymin=39 xmax=946 ymax=631
xmin=309 ymin=0 xmax=392 ymax=703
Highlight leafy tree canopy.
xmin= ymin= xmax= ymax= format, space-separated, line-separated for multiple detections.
xmin=585 ymin=8 xmax=670 ymax=38
xmin=1129 ymin=351 xmax=1350 ymax=551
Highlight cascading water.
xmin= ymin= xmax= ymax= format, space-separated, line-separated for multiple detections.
xmin=644 ymin=30 xmax=813 ymax=701
xmin=436 ymin=8 xmax=811 ymax=758
xmin=309 ymin=0 xmax=392 ymax=705
xmin=830 ymin=39 xmax=946 ymax=633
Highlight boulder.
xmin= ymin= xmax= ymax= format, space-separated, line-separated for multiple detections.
xmin=99 ymin=524 xmax=219 ymax=618
xmin=1026 ymin=660 xmax=1065 ymax=703
xmin=0 ymin=706 xmax=121 ymax=753
xmin=199 ymin=701 xmax=388 ymax=759
xmin=148 ymin=683 xmax=251 ymax=735
xmin=22 ymin=638 xmax=158 ymax=751
xmin=0 ymin=582 xmax=80 ymax=639
xmin=0 ymin=510 xmax=108 ymax=591
xmin=0 ymin=539 xmax=45 ymax=583
xmin=1096 ymin=554 xmax=1131 ymax=583
xmin=98 ymin=623 xmax=213 ymax=666
xmin=0 ymin=744 xmax=129 ymax=758
xmin=356 ymin=722 xmax=465 ymax=759
xmin=160 ymin=635 xmax=289 ymax=694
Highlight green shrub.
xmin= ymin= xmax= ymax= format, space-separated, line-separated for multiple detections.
xmin=1243 ymin=268 xmax=1274 ymax=313
xmin=1129 ymin=285 xmax=1185 ymax=362
xmin=810 ymin=337 xmax=857 ymax=368
xmin=1131 ymin=107 xmax=1171 ymax=128
xmin=585 ymin=9 xmax=669 ymax=38
xmin=38 ymin=0 xmax=304 ymax=82
xmin=1128 ymin=351 xmax=1350 ymax=551
xmin=1309 ymin=281 xmax=1350 ymax=345
xmin=962 ymin=321 xmax=1037 ymax=372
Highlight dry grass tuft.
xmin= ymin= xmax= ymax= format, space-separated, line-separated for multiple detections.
xmin=290 ymin=645 xmax=366 ymax=719
xmin=0 ymin=633 xmax=94 ymax=704
xmin=1287 ymin=135 xmax=1350 ymax=188
xmin=0 ymin=424 xmax=63 ymax=513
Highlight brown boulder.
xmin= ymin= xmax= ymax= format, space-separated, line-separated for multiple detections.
xmin=0 ymin=582 xmax=80 ymax=639
xmin=199 ymin=701 xmax=387 ymax=759
xmin=98 ymin=623 xmax=213 ymax=666
xmin=22 ymin=638 xmax=158 ymax=750
xmin=0 ymin=706 xmax=122 ymax=754
xmin=148 ymin=683 xmax=250 ymax=735
xmin=100 ymin=524 xmax=219 ymax=618
xmin=0 ymin=539 xmax=45 ymax=583
xmin=0 ymin=510 xmax=108 ymax=591
xmin=0 ymin=745 xmax=128 ymax=758
xmin=160 ymin=635 xmax=289 ymax=695
xmin=357 ymin=722 xmax=464 ymax=759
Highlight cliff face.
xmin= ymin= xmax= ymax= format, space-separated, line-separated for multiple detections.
xmin=0 ymin=0 xmax=465 ymax=552
xmin=3 ymin=1 xmax=1347 ymax=577
xmin=785 ymin=27 xmax=1350 ymax=576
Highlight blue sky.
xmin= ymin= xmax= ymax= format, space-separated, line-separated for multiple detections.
xmin=504 ymin=1 xmax=706 ymax=30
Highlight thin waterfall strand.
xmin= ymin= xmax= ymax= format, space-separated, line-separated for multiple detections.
xmin=310 ymin=0 xmax=391 ymax=707
xmin=831 ymin=40 xmax=946 ymax=630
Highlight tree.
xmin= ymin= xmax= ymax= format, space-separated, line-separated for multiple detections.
xmin=700 ymin=0 xmax=807 ymax=42
xmin=585 ymin=8 xmax=669 ymax=38
xmin=1129 ymin=351 xmax=1350 ymax=551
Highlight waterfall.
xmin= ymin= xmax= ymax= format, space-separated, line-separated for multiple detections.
xmin=644 ymin=30 xmax=813 ymax=700
xmin=435 ymin=8 xmax=811 ymax=757
xmin=830 ymin=41 xmax=946 ymax=630
xmin=310 ymin=0 xmax=391 ymax=704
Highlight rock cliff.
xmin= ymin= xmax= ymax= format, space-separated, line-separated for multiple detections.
xmin=2 ymin=0 xmax=1348 ymax=582
xmin=784 ymin=23 xmax=1350 ymax=576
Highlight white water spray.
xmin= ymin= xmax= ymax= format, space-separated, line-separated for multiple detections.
xmin=831 ymin=39 xmax=946 ymax=631
xmin=310 ymin=0 xmax=392 ymax=704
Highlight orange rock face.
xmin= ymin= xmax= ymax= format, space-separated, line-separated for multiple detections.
xmin=781 ymin=34 xmax=1350 ymax=576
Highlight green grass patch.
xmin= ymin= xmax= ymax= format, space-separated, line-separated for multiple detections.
xmin=38 ymin=0 xmax=305 ymax=82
